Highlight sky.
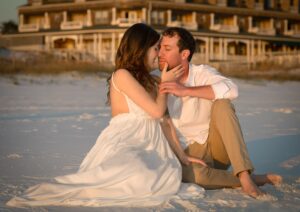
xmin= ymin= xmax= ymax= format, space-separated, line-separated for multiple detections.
xmin=0 ymin=0 xmax=27 ymax=24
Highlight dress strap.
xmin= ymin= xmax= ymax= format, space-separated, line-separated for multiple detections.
xmin=111 ymin=73 xmax=122 ymax=93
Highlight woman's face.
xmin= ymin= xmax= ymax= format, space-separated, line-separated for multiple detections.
xmin=145 ymin=41 xmax=159 ymax=71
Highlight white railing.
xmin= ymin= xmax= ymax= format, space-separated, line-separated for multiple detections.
xmin=115 ymin=18 xmax=142 ymax=27
xmin=60 ymin=21 xmax=83 ymax=30
xmin=167 ymin=21 xmax=198 ymax=30
xmin=210 ymin=24 xmax=239 ymax=33
xmin=249 ymin=27 xmax=275 ymax=35
xmin=19 ymin=23 xmax=39 ymax=32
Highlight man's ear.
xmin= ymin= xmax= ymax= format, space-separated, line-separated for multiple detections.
xmin=181 ymin=49 xmax=190 ymax=60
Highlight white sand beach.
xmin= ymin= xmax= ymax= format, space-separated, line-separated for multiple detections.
xmin=0 ymin=73 xmax=299 ymax=211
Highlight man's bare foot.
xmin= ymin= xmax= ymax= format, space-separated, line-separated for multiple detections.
xmin=252 ymin=173 xmax=283 ymax=186
xmin=239 ymin=171 xmax=264 ymax=198
xmin=266 ymin=173 xmax=282 ymax=186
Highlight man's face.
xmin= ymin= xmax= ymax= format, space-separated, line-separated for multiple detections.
xmin=158 ymin=35 xmax=182 ymax=71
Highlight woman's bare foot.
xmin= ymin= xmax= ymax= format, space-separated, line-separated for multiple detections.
xmin=239 ymin=171 xmax=264 ymax=198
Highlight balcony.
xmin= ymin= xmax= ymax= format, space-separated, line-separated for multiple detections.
xmin=248 ymin=27 xmax=276 ymax=36
xmin=18 ymin=23 xmax=39 ymax=32
xmin=284 ymin=30 xmax=300 ymax=37
xmin=167 ymin=21 xmax=198 ymax=30
xmin=254 ymin=2 xmax=264 ymax=10
xmin=114 ymin=18 xmax=142 ymax=27
xmin=60 ymin=21 xmax=83 ymax=30
xmin=210 ymin=24 xmax=239 ymax=33
xmin=290 ymin=6 xmax=298 ymax=13
xmin=216 ymin=0 xmax=226 ymax=7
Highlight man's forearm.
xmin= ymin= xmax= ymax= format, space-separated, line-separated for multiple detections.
xmin=184 ymin=85 xmax=215 ymax=100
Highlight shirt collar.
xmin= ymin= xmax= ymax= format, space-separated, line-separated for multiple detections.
xmin=184 ymin=63 xmax=194 ymax=86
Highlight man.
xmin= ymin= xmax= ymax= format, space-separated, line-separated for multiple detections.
xmin=158 ymin=27 xmax=282 ymax=198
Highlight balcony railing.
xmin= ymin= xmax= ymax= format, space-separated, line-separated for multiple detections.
xmin=19 ymin=23 xmax=39 ymax=32
xmin=284 ymin=29 xmax=300 ymax=37
xmin=114 ymin=18 xmax=142 ymax=27
xmin=249 ymin=27 xmax=276 ymax=35
xmin=60 ymin=21 xmax=83 ymax=30
xmin=167 ymin=21 xmax=198 ymax=30
xmin=210 ymin=24 xmax=239 ymax=33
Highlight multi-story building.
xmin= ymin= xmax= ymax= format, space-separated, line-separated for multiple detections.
xmin=1 ymin=0 xmax=300 ymax=65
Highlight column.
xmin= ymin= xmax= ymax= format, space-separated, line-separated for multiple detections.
xmin=78 ymin=34 xmax=83 ymax=50
xmin=44 ymin=12 xmax=50 ymax=29
xmin=210 ymin=13 xmax=214 ymax=28
xmin=111 ymin=7 xmax=116 ymax=25
xmin=142 ymin=8 xmax=146 ymax=23
xmin=224 ymin=39 xmax=228 ymax=61
xmin=87 ymin=9 xmax=92 ymax=27
xmin=192 ymin=11 xmax=196 ymax=24
xmin=284 ymin=19 xmax=288 ymax=33
xmin=98 ymin=33 xmax=102 ymax=61
xmin=63 ymin=11 xmax=67 ymax=22
xmin=18 ymin=14 xmax=24 ymax=31
xmin=205 ymin=37 xmax=209 ymax=63
xmin=219 ymin=38 xmax=223 ymax=60
xmin=45 ymin=36 xmax=50 ymax=50
xmin=93 ymin=33 xmax=97 ymax=57
xmin=246 ymin=40 xmax=250 ymax=63
xmin=233 ymin=15 xmax=237 ymax=26
xmin=251 ymin=40 xmax=255 ymax=63
xmin=209 ymin=37 xmax=214 ymax=60
xmin=270 ymin=18 xmax=274 ymax=30
xmin=248 ymin=16 xmax=252 ymax=31
xmin=147 ymin=2 xmax=152 ymax=24
xmin=167 ymin=10 xmax=172 ymax=25
xmin=111 ymin=33 xmax=116 ymax=63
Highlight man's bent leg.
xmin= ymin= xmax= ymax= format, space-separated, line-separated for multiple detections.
xmin=209 ymin=99 xmax=254 ymax=176
xmin=183 ymin=141 xmax=240 ymax=189
xmin=182 ymin=163 xmax=240 ymax=189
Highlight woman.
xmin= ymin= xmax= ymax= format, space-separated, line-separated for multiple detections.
xmin=7 ymin=23 xmax=203 ymax=208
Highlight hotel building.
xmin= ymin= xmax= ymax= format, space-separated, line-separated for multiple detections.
xmin=1 ymin=0 xmax=300 ymax=65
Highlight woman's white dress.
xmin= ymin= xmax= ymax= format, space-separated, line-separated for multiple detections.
xmin=7 ymin=78 xmax=182 ymax=207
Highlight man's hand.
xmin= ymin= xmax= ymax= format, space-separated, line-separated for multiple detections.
xmin=159 ymin=81 xmax=188 ymax=97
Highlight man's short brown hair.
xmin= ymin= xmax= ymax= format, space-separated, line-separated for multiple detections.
xmin=162 ymin=27 xmax=196 ymax=61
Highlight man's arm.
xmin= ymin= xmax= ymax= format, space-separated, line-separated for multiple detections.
xmin=159 ymin=66 xmax=238 ymax=100
xmin=159 ymin=82 xmax=215 ymax=100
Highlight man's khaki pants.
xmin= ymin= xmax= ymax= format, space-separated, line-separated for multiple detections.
xmin=182 ymin=99 xmax=254 ymax=189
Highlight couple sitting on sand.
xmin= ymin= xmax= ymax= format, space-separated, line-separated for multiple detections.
xmin=7 ymin=23 xmax=282 ymax=208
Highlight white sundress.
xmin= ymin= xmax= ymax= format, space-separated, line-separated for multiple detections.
xmin=7 ymin=75 xmax=183 ymax=207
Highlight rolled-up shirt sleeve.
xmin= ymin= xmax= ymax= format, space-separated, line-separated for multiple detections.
xmin=196 ymin=65 xmax=238 ymax=100
xmin=211 ymin=80 xmax=238 ymax=100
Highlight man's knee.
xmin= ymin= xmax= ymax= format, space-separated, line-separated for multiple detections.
xmin=211 ymin=99 xmax=235 ymax=119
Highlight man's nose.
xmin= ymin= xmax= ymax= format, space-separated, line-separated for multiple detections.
xmin=158 ymin=49 xmax=163 ymax=57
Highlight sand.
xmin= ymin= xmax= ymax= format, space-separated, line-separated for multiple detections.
xmin=0 ymin=73 xmax=299 ymax=211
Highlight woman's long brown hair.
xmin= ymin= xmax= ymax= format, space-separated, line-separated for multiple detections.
xmin=106 ymin=23 xmax=160 ymax=104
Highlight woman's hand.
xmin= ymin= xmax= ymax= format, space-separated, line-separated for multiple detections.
xmin=187 ymin=156 xmax=208 ymax=167
xmin=180 ymin=154 xmax=208 ymax=167
xmin=161 ymin=63 xmax=184 ymax=82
